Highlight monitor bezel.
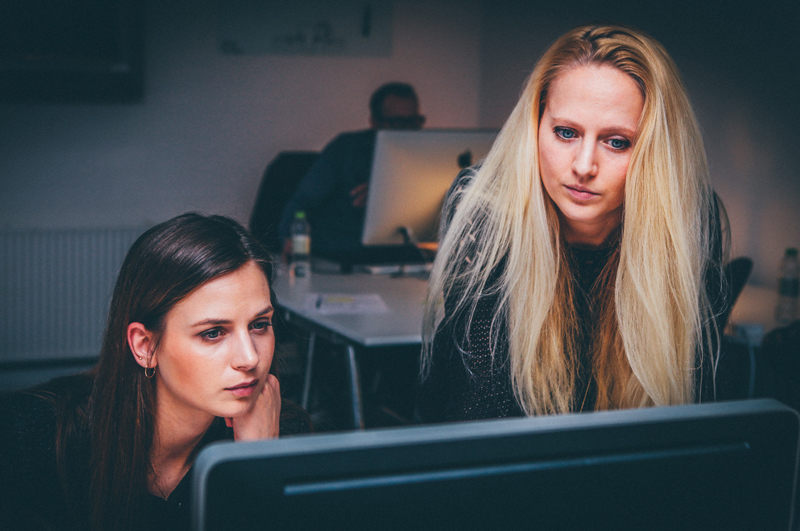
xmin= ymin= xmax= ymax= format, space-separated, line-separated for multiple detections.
xmin=193 ymin=399 xmax=800 ymax=531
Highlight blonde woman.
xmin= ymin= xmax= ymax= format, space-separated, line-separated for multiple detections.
xmin=418 ymin=25 xmax=729 ymax=422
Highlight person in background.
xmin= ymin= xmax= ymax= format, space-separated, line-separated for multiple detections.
xmin=0 ymin=213 xmax=309 ymax=531
xmin=418 ymin=25 xmax=731 ymax=423
xmin=279 ymin=82 xmax=425 ymax=256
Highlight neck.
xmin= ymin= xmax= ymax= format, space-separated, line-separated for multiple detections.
xmin=149 ymin=397 xmax=215 ymax=499
xmin=561 ymin=215 xmax=621 ymax=249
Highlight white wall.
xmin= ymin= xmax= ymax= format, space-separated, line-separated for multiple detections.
xmin=477 ymin=1 xmax=800 ymax=287
xmin=0 ymin=0 xmax=481 ymax=230
xmin=2 ymin=0 xmax=797 ymax=290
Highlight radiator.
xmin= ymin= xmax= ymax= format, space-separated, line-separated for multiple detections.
xmin=0 ymin=227 xmax=146 ymax=362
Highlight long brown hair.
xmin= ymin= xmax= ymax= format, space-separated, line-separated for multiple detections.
xmin=76 ymin=213 xmax=273 ymax=530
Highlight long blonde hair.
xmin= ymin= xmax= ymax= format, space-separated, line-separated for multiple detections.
xmin=422 ymin=25 xmax=726 ymax=416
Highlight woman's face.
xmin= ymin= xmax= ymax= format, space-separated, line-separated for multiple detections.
xmin=538 ymin=64 xmax=644 ymax=246
xmin=151 ymin=261 xmax=275 ymax=426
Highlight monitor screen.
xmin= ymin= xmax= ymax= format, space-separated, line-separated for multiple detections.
xmin=192 ymin=399 xmax=799 ymax=531
xmin=361 ymin=129 xmax=497 ymax=246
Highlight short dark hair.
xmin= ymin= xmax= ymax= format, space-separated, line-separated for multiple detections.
xmin=369 ymin=82 xmax=419 ymax=120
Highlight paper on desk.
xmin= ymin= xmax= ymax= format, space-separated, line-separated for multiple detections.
xmin=303 ymin=293 xmax=389 ymax=315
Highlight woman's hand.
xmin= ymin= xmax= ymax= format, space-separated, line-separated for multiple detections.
xmin=225 ymin=374 xmax=281 ymax=440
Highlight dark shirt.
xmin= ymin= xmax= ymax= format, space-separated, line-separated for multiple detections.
xmin=279 ymin=129 xmax=376 ymax=253
xmin=0 ymin=374 xmax=310 ymax=531
xmin=416 ymin=245 xmax=614 ymax=423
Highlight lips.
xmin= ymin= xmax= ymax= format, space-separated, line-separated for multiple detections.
xmin=564 ymin=184 xmax=598 ymax=201
xmin=226 ymin=379 xmax=258 ymax=397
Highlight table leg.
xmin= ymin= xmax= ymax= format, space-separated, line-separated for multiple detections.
xmin=300 ymin=332 xmax=316 ymax=410
xmin=346 ymin=344 xmax=364 ymax=429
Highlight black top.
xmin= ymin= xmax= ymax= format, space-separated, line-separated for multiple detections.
xmin=416 ymin=168 xmax=729 ymax=424
xmin=416 ymin=245 xmax=615 ymax=423
xmin=0 ymin=374 xmax=311 ymax=531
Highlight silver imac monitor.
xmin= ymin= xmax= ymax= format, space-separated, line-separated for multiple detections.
xmin=192 ymin=399 xmax=799 ymax=531
xmin=361 ymin=129 xmax=498 ymax=246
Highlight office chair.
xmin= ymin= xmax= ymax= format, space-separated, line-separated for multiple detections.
xmin=249 ymin=151 xmax=320 ymax=255
xmin=720 ymin=256 xmax=754 ymax=331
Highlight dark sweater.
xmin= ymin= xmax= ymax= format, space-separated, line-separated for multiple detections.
xmin=417 ymin=245 xmax=615 ymax=423
xmin=0 ymin=373 xmax=310 ymax=531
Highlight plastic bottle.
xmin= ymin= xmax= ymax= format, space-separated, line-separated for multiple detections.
xmin=775 ymin=247 xmax=799 ymax=325
xmin=290 ymin=211 xmax=311 ymax=280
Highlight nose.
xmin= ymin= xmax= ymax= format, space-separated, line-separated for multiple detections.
xmin=572 ymin=140 xmax=598 ymax=179
xmin=232 ymin=332 xmax=259 ymax=371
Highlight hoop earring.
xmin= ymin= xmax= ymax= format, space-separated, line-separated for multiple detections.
xmin=144 ymin=365 xmax=156 ymax=379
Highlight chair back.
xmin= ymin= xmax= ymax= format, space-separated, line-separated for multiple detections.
xmin=249 ymin=151 xmax=319 ymax=254
xmin=720 ymin=257 xmax=754 ymax=330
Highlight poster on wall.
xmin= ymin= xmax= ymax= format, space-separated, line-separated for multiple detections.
xmin=218 ymin=0 xmax=392 ymax=57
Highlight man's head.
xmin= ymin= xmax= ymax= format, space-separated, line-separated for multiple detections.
xmin=369 ymin=82 xmax=425 ymax=130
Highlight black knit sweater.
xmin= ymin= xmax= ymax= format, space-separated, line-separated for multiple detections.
xmin=417 ymin=245 xmax=616 ymax=423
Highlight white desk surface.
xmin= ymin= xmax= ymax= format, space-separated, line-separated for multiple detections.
xmin=274 ymin=275 xmax=783 ymax=348
xmin=272 ymin=272 xmax=428 ymax=347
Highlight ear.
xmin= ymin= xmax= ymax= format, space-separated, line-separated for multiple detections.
xmin=127 ymin=322 xmax=157 ymax=369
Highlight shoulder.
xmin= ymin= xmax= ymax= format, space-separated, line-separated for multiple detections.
xmin=0 ymin=388 xmax=58 ymax=452
xmin=0 ymin=375 xmax=93 ymax=530
xmin=0 ymin=373 xmax=92 ymax=454
xmin=441 ymin=165 xmax=480 ymax=232
xmin=449 ymin=165 xmax=479 ymax=197
xmin=325 ymin=129 xmax=375 ymax=151
xmin=0 ymin=373 xmax=90 ymax=430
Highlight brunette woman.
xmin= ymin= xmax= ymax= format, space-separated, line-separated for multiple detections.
xmin=1 ymin=213 xmax=309 ymax=531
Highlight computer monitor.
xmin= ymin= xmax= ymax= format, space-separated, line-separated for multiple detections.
xmin=192 ymin=399 xmax=799 ymax=531
xmin=361 ymin=129 xmax=497 ymax=246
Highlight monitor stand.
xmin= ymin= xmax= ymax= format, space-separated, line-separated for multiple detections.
xmin=388 ymin=226 xmax=433 ymax=277
xmin=313 ymin=227 xmax=434 ymax=275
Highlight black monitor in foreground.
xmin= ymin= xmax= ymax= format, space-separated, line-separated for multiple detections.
xmin=192 ymin=399 xmax=799 ymax=531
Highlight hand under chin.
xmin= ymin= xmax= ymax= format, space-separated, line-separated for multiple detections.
xmin=224 ymin=374 xmax=281 ymax=440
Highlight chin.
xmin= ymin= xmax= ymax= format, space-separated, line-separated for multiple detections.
xmin=215 ymin=401 xmax=255 ymax=419
xmin=560 ymin=210 xmax=599 ymax=226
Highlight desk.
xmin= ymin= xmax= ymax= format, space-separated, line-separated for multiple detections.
xmin=272 ymin=272 xmax=428 ymax=428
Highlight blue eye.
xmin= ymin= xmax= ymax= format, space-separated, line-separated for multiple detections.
xmin=251 ymin=319 xmax=273 ymax=332
xmin=555 ymin=128 xmax=575 ymax=140
xmin=608 ymin=138 xmax=630 ymax=150
xmin=201 ymin=328 xmax=223 ymax=340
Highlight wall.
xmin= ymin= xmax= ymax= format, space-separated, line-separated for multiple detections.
xmin=478 ymin=0 xmax=800 ymax=287
xmin=2 ymin=0 xmax=797 ymax=289
xmin=0 ymin=0 xmax=481 ymax=230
